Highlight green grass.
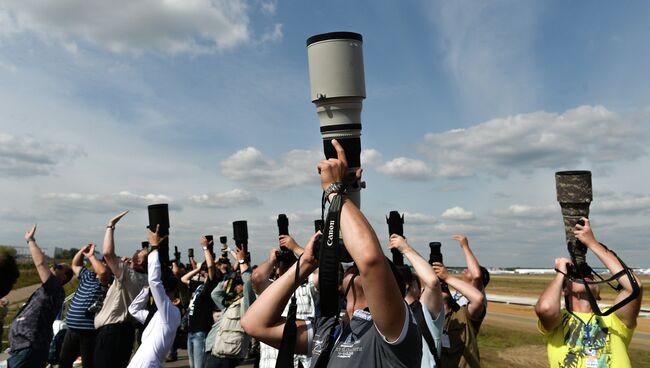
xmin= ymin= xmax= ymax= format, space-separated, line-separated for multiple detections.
xmin=479 ymin=323 xmax=650 ymax=368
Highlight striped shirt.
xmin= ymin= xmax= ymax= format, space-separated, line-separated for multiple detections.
xmin=66 ymin=268 xmax=103 ymax=330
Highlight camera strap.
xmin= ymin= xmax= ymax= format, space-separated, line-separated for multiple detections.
xmin=556 ymin=245 xmax=641 ymax=316
xmin=275 ymin=254 xmax=303 ymax=368
xmin=410 ymin=300 xmax=441 ymax=366
xmin=319 ymin=189 xmax=345 ymax=318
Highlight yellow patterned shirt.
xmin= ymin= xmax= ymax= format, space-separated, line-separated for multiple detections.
xmin=538 ymin=309 xmax=634 ymax=368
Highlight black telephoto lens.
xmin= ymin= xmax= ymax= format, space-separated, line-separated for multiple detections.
xmin=429 ymin=242 xmax=443 ymax=264
xmin=277 ymin=214 xmax=289 ymax=236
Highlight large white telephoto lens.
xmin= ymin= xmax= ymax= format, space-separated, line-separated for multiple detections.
xmin=307 ymin=31 xmax=365 ymax=207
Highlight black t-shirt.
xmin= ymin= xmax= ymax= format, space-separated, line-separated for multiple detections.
xmin=187 ymin=278 xmax=218 ymax=333
xmin=9 ymin=275 xmax=64 ymax=352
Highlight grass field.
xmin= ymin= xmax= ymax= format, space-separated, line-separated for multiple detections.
xmin=479 ymin=322 xmax=650 ymax=367
xmin=488 ymin=274 xmax=650 ymax=307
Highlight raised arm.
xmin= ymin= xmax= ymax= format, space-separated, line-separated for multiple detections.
xmin=279 ymin=235 xmax=304 ymax=257
xmin=147 ymin=225 xmax=174 ymax=322
xmin=389 ymin=235 xmax=442 ymax=316
xmin=575 ymin=218 xmax=643 ymax=328
xmin=201 ymin=236 xmax=216 ymax=281
xmin=180 ymin=261 xmax=202 ymax=286
xmin=241 ymin=232 xmax=320 ymax=354
xmin=454 ymin=234 xmax=482 ymax=290
xmin=128 ymin=286 xmax=150 ymax=324
xmin=321 ymin=140 xmax=406 ymax=342
xmin=251 ymin=248 xmax=277 ymax=295
xmin=71 ymin=245 xmax=87 ymax=277
xmin=81 ymin=243 xmax=110 ymax=285
xmin=102 ymin=211 xmax=129 ymax=279
xmin=535 ymin=258 xmax=568 ymax=332
xmin=24 ymin=224 xmax=50 ymax=284
xmin=434 ymin=262 xmax=485 ymax=319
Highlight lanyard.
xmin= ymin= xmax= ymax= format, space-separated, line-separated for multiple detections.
xmin=567 ymin=310 xmax=598 ymax=350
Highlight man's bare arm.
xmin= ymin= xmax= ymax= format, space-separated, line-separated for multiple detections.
xmin=454 ymin=234 xmax=482 ymax=290
xmin=390 ymin=235 xmax=442 ymax=315
xmin=575 ymin=218 xmax=643 ymax=328
xmin=102 ymin=211 xmax=129 ymax=279
xmin=434 ymin=263 xmax=485 ymax=318
xmin=25 ymin=225 xmax=50 ymax=283
xmin=535 ymin=258 xmax=568 ymax=333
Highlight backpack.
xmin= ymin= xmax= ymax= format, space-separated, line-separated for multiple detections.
xmin=211 ymin=298 xmax=249 ymax=359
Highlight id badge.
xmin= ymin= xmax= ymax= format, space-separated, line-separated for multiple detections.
xmin=584 ymin=349 xmax=598 ymax=368
xmin=441 ymin=333 xmax=450 ymax=348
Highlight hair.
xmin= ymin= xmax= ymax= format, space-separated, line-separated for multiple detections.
xmin=344 ymin=259 xmax=406 ymax=298
xmin=162 ymin=275 xmax=181 ymax=306
xmin=0 ymin=252 xmax=20 ymax=298
xmin=63 ymin=266 xmax=74 ymax=284
xmin=480 ymin=266 xmax=490 ymax=287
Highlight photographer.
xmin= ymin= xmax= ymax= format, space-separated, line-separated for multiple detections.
xmin=180 ymin=237 xmax=219 ymax=368
xmin=93 ymin=211 xmax=149 ymax=368
xmin=127 ymin=225 xmax=182 ymax=367
xmin=389 ymin=235 xmax=444 ymax=368
xmin=535 ymin=218 xmax=643 ymax=367
xmin=204 ymin=246 xmax=256 ymax=368
xmin=432 ymin=261 xmax=485 ymax=368
xmin=241 ymin=140 xmax=422 ymax=367
xmin=8 ymin=224 xmax=73 ymax=368
xmin=59 ymin=243 xmax=111 ymax=368
xmin=451 ymin=235 xmax=489 ymax=307
xmin=252 ymin=239 xmax=317 ymax=368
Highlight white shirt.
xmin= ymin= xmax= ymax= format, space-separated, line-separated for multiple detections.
xmin=127 ymin=252 xmax=181 ymax=368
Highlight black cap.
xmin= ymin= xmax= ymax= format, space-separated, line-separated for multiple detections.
xmin=307 ymin=32 xmax=363 ymax=46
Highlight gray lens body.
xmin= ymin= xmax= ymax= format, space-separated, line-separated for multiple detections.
xmin=307 ymin=32 xmax=366 ymax=208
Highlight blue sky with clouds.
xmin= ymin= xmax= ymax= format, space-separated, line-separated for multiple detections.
xmin=1 ymin=0 xmax=649 ymax=267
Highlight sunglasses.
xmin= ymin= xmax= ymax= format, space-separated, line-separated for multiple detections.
xmin=54 ymin=264 xmax=65 ymax=271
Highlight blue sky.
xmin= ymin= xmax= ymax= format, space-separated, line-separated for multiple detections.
xmin=1 ymin=0 xmax=649 ymax=267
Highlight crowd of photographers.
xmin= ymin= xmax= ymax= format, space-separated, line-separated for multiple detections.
xmin=0 ymin=140 xmax=644 ymax=368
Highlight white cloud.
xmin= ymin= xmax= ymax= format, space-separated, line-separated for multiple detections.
xmin=220 ymin=147 xmax=321 ymax=189
xmin=493 ymin=204 xmax=557 ymax=219
xmin=377 ymin=157 xmax=433 ymax=181
xmin=403 ymin=211 xmax=437 ymax=225
xmin=0 ymin=132 xmax=85 ymax=177
xmin=259 ymin=23 xmax=282 ymax=43
xmin=441 ymin=206 xmax=475 ymax=221
xmin=420 ymin=106 xmax=646 ymax=178
xmin=430 ymin=1 xmax=541 ymax=116
xmin=188 ymin=189 xmax=262 ymax=208
xmin=39 ymin=191 xmax=180 ymax=213
xmin=0 ymin=0 xmax=264 ymax=54
xmin=361 ymin=149 xmax=383 ymax=167
xmin=260 ymin=0 xmax=277 ymax=15
xmin=594 ymin=195 xmax=650 ymax=215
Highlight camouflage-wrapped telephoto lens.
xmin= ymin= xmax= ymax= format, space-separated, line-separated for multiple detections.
xmin=555 ymin=171 xmax=592 ymax=269
xmin=387 ymin=211 xmax=405 ymax=266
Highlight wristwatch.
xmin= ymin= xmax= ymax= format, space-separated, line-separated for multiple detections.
xmin=238 ymin=259 xmax=246 ymax=264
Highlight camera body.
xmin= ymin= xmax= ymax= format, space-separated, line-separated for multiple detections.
xmin=188 ymin=248 xmax=194 ymax=259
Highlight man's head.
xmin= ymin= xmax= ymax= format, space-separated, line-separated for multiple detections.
xmin=51 ymin=263 xmax=73 ymax=285
xmin=397 ymin=265 xmax=420 ymax=300
xmin=217 ymin=258 xmax=230 ymax=275
xmin=0 ymin=252 xmax=20 ymax=297
xmin=163 ymin=275 xmax=182 ymax=307
xmin=130 ymin=249 xmax=148 ymax=273
xmin=562 ymin=276 xmax=601 ymax=302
